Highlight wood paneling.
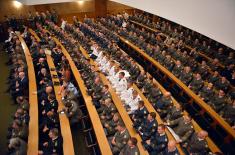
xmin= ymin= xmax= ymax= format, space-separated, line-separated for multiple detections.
xmin=95 ymin=0 xmax=107 ymax=17
xmin=107 ymin=0 xmax=134 ymax=15
xmin=0 ymin=0 xmax=135 ymax=21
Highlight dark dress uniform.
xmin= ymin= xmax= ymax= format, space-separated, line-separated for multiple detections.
xmin=154 ymin=96 xmax=173 ymax=117
xmin=142 ymin=133 xmax=168 ymax=154
xmin=43 ymin=136 xmax=63 ymax=155
xmin=162 ymin=147 xmax=180 ymax=155
xmin=215 ymin=79 xmax=230 ymax=93
xmin=132 ymin=106 xmax=149 ymax=128
xmin=136 ymin=119 xmax=158 ymax=141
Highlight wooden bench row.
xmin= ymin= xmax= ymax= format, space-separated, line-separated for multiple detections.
xmin=17 ymin=33 xmax=39 ymax=155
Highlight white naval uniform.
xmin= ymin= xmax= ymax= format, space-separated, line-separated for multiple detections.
xmin=125 ymin=95 xmax=141 ymax=114
xmin=113 ymin=78 xmax=127 ymax=94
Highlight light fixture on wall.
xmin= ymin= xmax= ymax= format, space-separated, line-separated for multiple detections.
xmin=77 ymin=0 xmax=84 ymax=5
xmin=13 ymin=1 xmax=23 ymax=9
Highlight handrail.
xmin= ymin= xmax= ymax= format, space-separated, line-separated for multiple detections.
xmin=17 ymin=33 xmax=39 ymax=155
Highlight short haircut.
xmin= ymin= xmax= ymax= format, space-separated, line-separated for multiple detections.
xmin=130 ymin=137 xmax=138 ymax=146
xmin=48 ymin=94 xmax=55 ymax=100
xmin=150 ymin=112 xmax=156 ymax=119
xmin=119 ymin=72 xmax=125 ymax=77
xmin=50 ymin=128 xmax=59 ymax=136
xmin=139 ymin=100 xmax=144 ymax=106
xmin=117 ymin=121 xmax=125 ymax=128
xmin=158 ymin=124 xmax=166 ymax=130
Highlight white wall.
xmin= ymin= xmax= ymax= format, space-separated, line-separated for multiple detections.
xmin=111 ymin=0 xmax=235 ymax=50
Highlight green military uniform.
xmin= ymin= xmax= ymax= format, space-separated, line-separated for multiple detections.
xmin=119 ymin=144 xmax=140 ymax=155
xmin=147 ymin=87 xmax=162 ymax=103
xmin=179 ymin=71 xmax=193 ymax=85
xmin=186 ymin=132 xmax=209 ymax=155
xmin=104 ymin=119 xmax=120 ymax=136
xmin=208 ymin=95 xmax=227 ymax=112
xmin=100 ymin=103 xmax=117 ymax=124
xmin=109 ymin=129 xmax=130 ymax=154
xmin=168 ymin=117 xmax=194 ymax=142
xmin=189 ymin=77 xmax=204 ymax=93
xmin=172 ymin=64 xmax=183 ymax=78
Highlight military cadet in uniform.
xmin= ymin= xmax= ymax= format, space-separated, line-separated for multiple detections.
xmin=109 ymin=122 xmax=130 ymax=154
xmin=99 ymin=85 xmax=111 ymax=104
xmin=100 ymin=98 xmax=117 ymax=124
xmin=165 ymin=115 xmax=194 ymax=143
xmin=183 ymin=130 xmax=209 ymax=155
xmin=147 ymin=86 xmax=162 ymax=104
xmin=172 ymin=60 xmax=183 ymax=78
xmin=39 ymin=111 xmax=59 ymax=143
xmin=8 ymin=137 xmax=27 ymax=155
xmin=154 ymin=92 xmax=173 ymax=117
xmin=120 ymin=80 xmax=134 ymax=101
xmin=162 ymin=140 xmax=179 ymax=155
xmin=215 ymin=77 xmax=230 ymax=93
xmin=198 ymin=83 xmax=214 ymax=102
xmin=179 ymin=66 xmax=193 ymax=85
xmin=119 ymin=137 xmax=140 ymax=155
xmin=135 ymin=112 xmax=158 ymax=141
xmin=38 ymin=128 xmax=63 ymax=155
xmin=142 ymin=124 xmax=168 ymax=154
xmin=63 ymin=99 xmax=82 ymax=125
xmin=197 ymin=61 xmax=209 ymax=79
xmin=208 ymin=71 xmax=220 ymax=84
xmin=17 ymin=96 xmax=29 ymax=112
xmin=163 ymin=55 xmax=174 ymax=71
xmin=132 ymin=100 xmax=149 ymax=128
xmin=136 ymin=70 xmax=146 ymax=88
xmin=208 ymin=90 xmax=227 ymax=112
xmin=165 ymin=104 xmax=183 ymax=122
xmin=220 ymin=100 xmax=235 ymax=126
xmin=104 ymin=113 xmax=121 ymax=136
xmin=188 ymin=73 xmax=204 ymax=93
xmin=41 ymin=94 xmax=58 ymax=119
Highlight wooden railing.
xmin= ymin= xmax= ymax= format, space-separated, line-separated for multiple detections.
xmin=17 ymin=33 xmax=39 ymax=155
